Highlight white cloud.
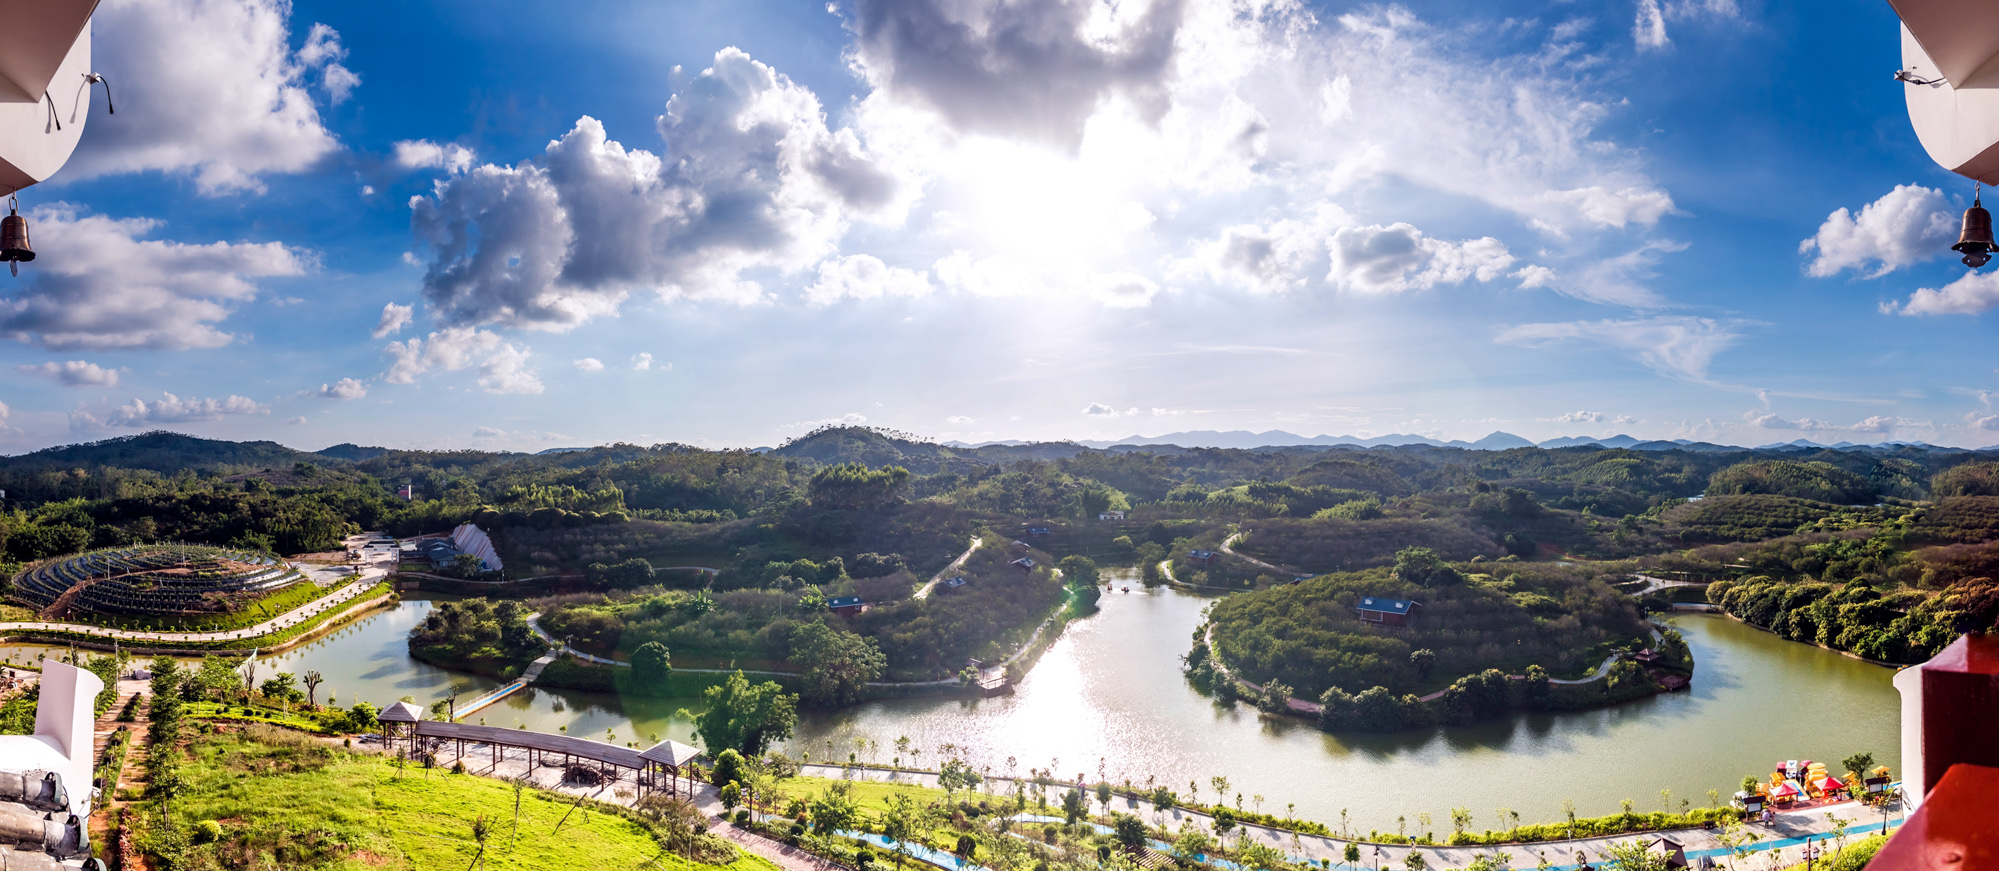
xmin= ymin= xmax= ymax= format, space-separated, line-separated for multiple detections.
xmin=393 ymin=140 xmax=477 ymax=174
xmin=946 ymin=415 xmax=974 ymax=423
xmin=1535 ymin=187 xmax=1677 ymax=229
xmin=18 ymin=360 xmax=120 ymax=387
xmin=316 ymin=377 xmax=366 ymax=400
xmin=472 ymin=426 xmax=506 ymax=438
xmin=1746 ymin=412 xmax=1924 ymax=434
xmin=0 ymin=205 xmax=306 ymax=350
xmin=409 ymin=48 xmax=903 ymax=330
xmin=805 ymin=255 xmax=933 ymax=303
xmin=1634 ymin=0 xmax=1670 ymax=49
xmin=1495 ymin=316 xmax=1744 ymax=380
xmin=631 ymin=353 xmax=653 ymax=371
xmin=74 ymin=0 xmax=348 ymax=194
xmin=1967 ymin=413 xmax=1999 ymax=431
xmin=573 ymin=357 xmax=605 ymax=371
xmin=1325 ymin=224 xmax=1514 ymax=294
xmin=372 ymin=302 xmax=414 ymax=338
xmin=285 ymin=416 xmax=307 ymax=425
xmin=1800 ymin=185 xmax=1956 ymax=278
xmin=82 ymin=392 xmax=270 ymax=428
xmin=1082 ymin=403 xmax=1140 ymax=417
xmin=382 ymin=328 xmax=543 ymax=394
xmin=298 ymin=23 xmax=359 ymax=103
xmin=1883 ymin=268 xmax=1999 ymax=316
xmin=1542 ymin=411 xmax=1640 ymax=425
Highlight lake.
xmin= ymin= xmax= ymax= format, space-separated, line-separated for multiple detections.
xmin=30 ymin=580 xmax=1902 ymax=835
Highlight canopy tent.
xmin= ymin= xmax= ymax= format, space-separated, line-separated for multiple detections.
xmin=1813 ymin=775 xmax=1846 ymax=791
xmin=1768 ymin=782 xmax=1802 ymax=799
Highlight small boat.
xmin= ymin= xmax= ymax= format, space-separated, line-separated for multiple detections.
xmin=1121 ymin=587 xmax=1130 ymax=593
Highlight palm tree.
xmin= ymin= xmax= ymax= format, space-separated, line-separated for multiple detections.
xmin=302 ymin=671 xmax=323 ymax=709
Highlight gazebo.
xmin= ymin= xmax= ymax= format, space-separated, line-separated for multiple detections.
xmin=639 ymin=740 xmax=703 ymax=797
xmin=377 ymin=701 xmax=425 ymax=759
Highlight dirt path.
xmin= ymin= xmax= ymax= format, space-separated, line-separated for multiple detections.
xmin=91 ymin=678 xmax=151 ymax=871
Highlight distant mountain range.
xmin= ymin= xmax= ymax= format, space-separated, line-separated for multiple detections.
xmin=1034 ymin=429 xmax=1740 ymax=452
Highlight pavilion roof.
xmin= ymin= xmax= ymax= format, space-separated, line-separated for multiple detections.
xmin=413 ymin=721 xmax=648 ymax=769
xmin=639 ymin=740 xmax=702 ymax=768
xmin=378 ymin=701 xmax=424 ymax=722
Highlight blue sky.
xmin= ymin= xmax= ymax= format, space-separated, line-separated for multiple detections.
xmin=6 ymin=0 xmax=1997 ymax=452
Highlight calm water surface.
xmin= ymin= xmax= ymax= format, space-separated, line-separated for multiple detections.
xmin=14 ymin=577 xmax=1899 ymax=833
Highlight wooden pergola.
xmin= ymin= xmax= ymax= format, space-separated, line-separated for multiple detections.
xmin=405 ymin=720 xmax=702 ymax=797
xmin=376 ymin=701 xmax=425 ymax=761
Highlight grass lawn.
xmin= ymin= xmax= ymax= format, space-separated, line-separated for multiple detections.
xmin=155 ymin=724 xmax=782 ymax=871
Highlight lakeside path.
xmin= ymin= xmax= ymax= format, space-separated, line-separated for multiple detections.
xmin=794 ymin=764 xmax=1903 ymax=871
xmin=0 ymin=563 xmax=388 ymax=645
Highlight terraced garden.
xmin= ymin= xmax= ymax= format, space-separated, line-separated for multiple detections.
xmin=11 ymin=544 xmax=314 ymax=624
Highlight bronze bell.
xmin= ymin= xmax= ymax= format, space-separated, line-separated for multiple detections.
xmin=1954 ymin=193 xmax=1996 ymax=268
xmin=0 ymin=199 xmax=30 ymax=277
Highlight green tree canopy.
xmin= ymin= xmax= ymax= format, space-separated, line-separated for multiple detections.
xmin=808 ymin=463 xmax=912 ymax=510
xmin=632 ymin=641 xmax=672 ymax=687
xmin=788 ymin=622 xmax=886 ymax=708
xmin=683 ymin=670 xmax=797 ymax=756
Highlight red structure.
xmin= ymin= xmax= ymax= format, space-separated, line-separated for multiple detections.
xmin=1355 ymin=596 xmax=1418 ymax=625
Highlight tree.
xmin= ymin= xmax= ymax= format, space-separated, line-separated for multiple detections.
xmin=1062 ymin=787 xmax=1088 ymax=824
xmin=1096 ymin=781 xmax=1113 ymax=817
xmin=1393 ymin=547 xmax=1462 ymax=587
xmin=260 ymin=672 xmax=303 ymax=710
xmin=1344 ymin=843 xmax=1362 ymax=871
xmin=711 ymin=749 xmax=747 ymax=788
xmin=633 ymin=642 xmax=672 ymax=688
xmin=302 ymin=671 xmax=323 ymax=709
xmin=808 ymin=463 xmax=911 ymax=510
xmin=1409 ymin=649 xmax=1436 ymax=682
xmin=1405 ymin=852 xmax=1427 ymax=871
xmin=939 ymin=758 xmax=981 ymax=797
xmin=1841 ymin=752 xmax=1875 ymax=781
xmin=811 ymin=781 xmax=860 ymax=836
xmin=881 ymin=794 xmax=925 ymax=868
xmin=1112 ymin=813 xmax=1146 ymax=852
xmin=1603 ymin=839 xmax=1673 ymax=871
xmin=789 ymin=623 xmax=886 ymax=708
xmin=719 ymin=782 xmax=742 ymax=812
xmin=682 ymin=671 xmax=797 ymax=756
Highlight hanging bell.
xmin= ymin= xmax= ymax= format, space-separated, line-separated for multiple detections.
xmin=0 ymin=198 xmax=31 ymax=277
xmin=1953 ymin=193 xmax=1996 ymax=268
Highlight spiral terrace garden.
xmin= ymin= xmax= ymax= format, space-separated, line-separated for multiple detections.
xmin=10 ymin=544 xmax=313 ymax=625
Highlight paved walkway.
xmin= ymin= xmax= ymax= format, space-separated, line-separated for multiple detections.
xmin=914 ymin=538 xmax=983 ymax=600
xmin=793 ymin=764 xmax=1901 ymax=871
xmin=0 ymin=565 xmax=387 ymax=645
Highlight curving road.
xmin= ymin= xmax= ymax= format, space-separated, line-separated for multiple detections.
xmin=913 ymin=537 xmax=982 ymax=600
xmin=1219 ymin=530 xmax=1293 ymax=575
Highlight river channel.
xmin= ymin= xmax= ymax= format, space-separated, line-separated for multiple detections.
xmin=14 ymin=580 xmax=1902 ymax=834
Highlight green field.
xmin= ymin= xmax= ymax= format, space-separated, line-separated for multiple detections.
xmin=153 ymin=724 xmax=782 ymax=871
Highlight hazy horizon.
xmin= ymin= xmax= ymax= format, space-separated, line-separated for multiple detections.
xmin=4 ymin=0 xmax=1994 ymax=454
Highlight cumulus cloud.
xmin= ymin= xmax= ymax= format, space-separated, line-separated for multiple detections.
xmin=18 ymin=360 xmax=120 ymax=387
xmin=372 ymin=302 xmax=414 ymax=338
xmin=1174 ymin=212 xmax=1339 ymax=295
xmin=631 ymin=353 xmax=653 ymax=371
xmin=805 ymin=255 xmax=933 ymax=303
xmin=1634 ymin=0 xmax=1670 ymax=49
xmin=1081 ymin=403 xmax=1139 ymax=417
xmin=74 ymin=0 xmax=348 ymax=193
xmin=849 ymin=0 xmax=1183 ymax=149
xmin=1495 ymin=316 xmax=1744 ymax=380
xmin=382 ymin=328 xmax=543 ymax=394
xmin=82 ymin=392 xmax=270 ymax=428
xmin=573 ymin=357 xmax=604 ymax=371
xmin=409 ymin=48 xmax=902 ymax=331
xmin=1801 ymin=185 xmax=1956 ymax=278
xmin=316 ymin=377 xmax=366 ymax=400
xmin=0 ymin=205 xmax=306 ymax=350
xmin=1326 ymin=224 xmax=1515 ymax=294
xmin=946 ymin=415 xmax=974 ymax=423
xmin=1883 ymin=268 xmax=1999 ymax=316
xmin=285 ymin=416 xmax=307 ymax=425
xmin=393 ymin=140 xmax=477 ymax=174
xmin=1746 ymin=412 xmax=1924 ymax=434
